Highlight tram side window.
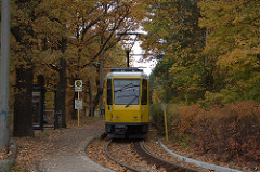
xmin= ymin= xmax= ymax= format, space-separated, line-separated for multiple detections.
xmin=141 ymin=79 xmax=147 ymax=105
xmin=107 ymin=79 xmax=113 ymax=105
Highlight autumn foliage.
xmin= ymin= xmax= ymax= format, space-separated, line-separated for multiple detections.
xmin=145 ymin=1 xmax=260 ymax=166
xmin=153 ymin=101 xmax=260 ymax=165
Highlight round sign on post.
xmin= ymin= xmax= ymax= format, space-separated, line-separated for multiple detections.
xmin=75 ymin=80 xmax=82 ymax=92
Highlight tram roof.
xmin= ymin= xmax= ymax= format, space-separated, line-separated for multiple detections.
xmin=106 ymin=67 xmax=148 ymax=79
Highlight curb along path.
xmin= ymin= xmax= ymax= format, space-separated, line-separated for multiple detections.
xmin=39 ymin=120 xmax=113 ymax=172
xmin=158 ymin=141 xmax=242 ymax=172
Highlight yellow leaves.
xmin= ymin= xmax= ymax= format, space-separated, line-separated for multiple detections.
xmin=251 ymin=61 xmax=260 ymax=69
xmin=216 ymin=50 xmax=239 ymax=66
xmin=201 ymin=0 xmax=260 ymax=73
xmin=198 ymin=1 xmax=227 ymax=29
xmin=198 ymin=17 xmax=210 ymax=29
xmin=199 ymin=0 xmax=252 ymax=29
xmin=152 ymin=88 xmax=160 ymax=104
xmin=232 ymin=14 xmax=247 ymax=25
xmin=0 ymin=147 xmax=12 ymax=161
xmin=34 ymin=17 xmax=56 ymax=33
xmin=217 ymin=48 xmax=255 ymax=69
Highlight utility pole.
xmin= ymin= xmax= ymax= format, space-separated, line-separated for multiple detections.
xmin=0 ymin=0 xmax=11 ymax=148
xmin=126 ymin=50 xmax=130 ymax=67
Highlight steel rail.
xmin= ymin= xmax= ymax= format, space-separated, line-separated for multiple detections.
xmin=105 ymin=140 xmax=201 ymax=172
xmin=105 ymin=140 xmax=144 ymax=172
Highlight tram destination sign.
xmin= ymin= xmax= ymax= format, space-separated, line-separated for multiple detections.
xmin=75 ymin=80 xmax=82 ymax=92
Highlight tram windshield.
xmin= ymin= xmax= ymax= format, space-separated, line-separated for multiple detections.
xmin=114 ymin=79 xmax=141 ymax=106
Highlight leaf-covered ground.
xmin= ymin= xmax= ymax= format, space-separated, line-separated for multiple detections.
xmin=87 ymin=140 xmax=128 ymax=171
xmin=87 ymin=127 xmax=260 ymax=172
xmin=161 ymin=140 xmax=260 ymax=172
xmin=2 ymin=117 xmax=259 ymax=172
xmin=86 ymin=128 xmax=204 ymax=172
xmin=0 ymin=147 xmax=12 ymax=161
xmin=0 ymin=116 xmax=102 ymax=171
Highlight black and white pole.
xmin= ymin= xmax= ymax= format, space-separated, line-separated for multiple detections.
xmin=0 ymin=0 xmax=11 ymax=148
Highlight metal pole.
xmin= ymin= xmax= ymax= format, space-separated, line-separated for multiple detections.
xmin=0 ymin=0 xmax=11 ymax=148
xmin=126 ymin=50 xmax=130 ymax=67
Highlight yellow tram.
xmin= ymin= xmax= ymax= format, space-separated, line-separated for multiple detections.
xmin=104 ymin=67 xmax=149 ymax=138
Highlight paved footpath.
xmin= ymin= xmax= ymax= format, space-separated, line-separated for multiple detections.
xmin=38 ymin=120 xmax=113 ymax=172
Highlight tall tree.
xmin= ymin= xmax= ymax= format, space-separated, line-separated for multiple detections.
xmin=11 ymin=0 xmax=44 ymax=136
xmin=33 ymin=0 xmax=143 ymax=118
xmin=9 ymin=0 xmax=146 ymax=135
xmin=199 ymin=0 xmax=260 ymax=102
xmin=63 ymin=0 xmax=141 ymax=117
xmin=141 ymin=0 xmax=206 ymax=104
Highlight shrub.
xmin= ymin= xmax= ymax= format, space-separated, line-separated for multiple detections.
xmin=151 ymin=103 xmax=181 ymax=136
xmin=150 ymin=104 xmax=165 ymax=135
xmin=164 ymin=101 xmax=260 ymax=164
xmin=205 ymin=91 xmax=224 ymax=105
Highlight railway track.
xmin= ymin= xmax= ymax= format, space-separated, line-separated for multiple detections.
xmin=105 ymin=139 xmax=201 ymax=172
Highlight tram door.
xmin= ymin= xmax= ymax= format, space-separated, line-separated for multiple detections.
xmin=141 ymin=79 xmax=149 ymax=122
xmin=105 ymin=79 xmax=113 ymax=122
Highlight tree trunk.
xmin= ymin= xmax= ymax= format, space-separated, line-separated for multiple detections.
xmin=89 ymin=70 xmax=101 ymax=117
xmin=83 ymin=89 xmax=87 ymax=117
xmin=54 ymin=57 xmax=67 ymax=128
xmin=71 ymin=92 xmax=77 ymax=119
xmin=89 ymin=93 xmax=100 ymax=117
xmin=82 ymin=80 xmax=89 ymax=117
xmin=85 ymin=80 xmax=91 ymax=117
xmin=56 ymin=37 xmax=68 ymax=128
xmin=13 ymin=67 xmax=35 ymax=137
xmin=60 ymin=57 xmax=67 ymax=128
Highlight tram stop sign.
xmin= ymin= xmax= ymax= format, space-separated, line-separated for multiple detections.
xmin=75 ymin=80 xmax=82 ymax=92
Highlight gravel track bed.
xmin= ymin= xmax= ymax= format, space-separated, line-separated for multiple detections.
xmin=109 ymin=140 xmax=157 ymax=171
xmin=86 ymin=138 xmax=202 ymax=172
xmin=87 ymin=139 xmax=161 ymax=171
xmin=86 ymin=139 xmax=127 ymax=171
xmin=86 ymin=128 xmax=203 ymax=172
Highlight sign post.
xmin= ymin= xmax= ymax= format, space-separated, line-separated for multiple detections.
xmin=75 ymin=80 xmax=82 ymax=127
